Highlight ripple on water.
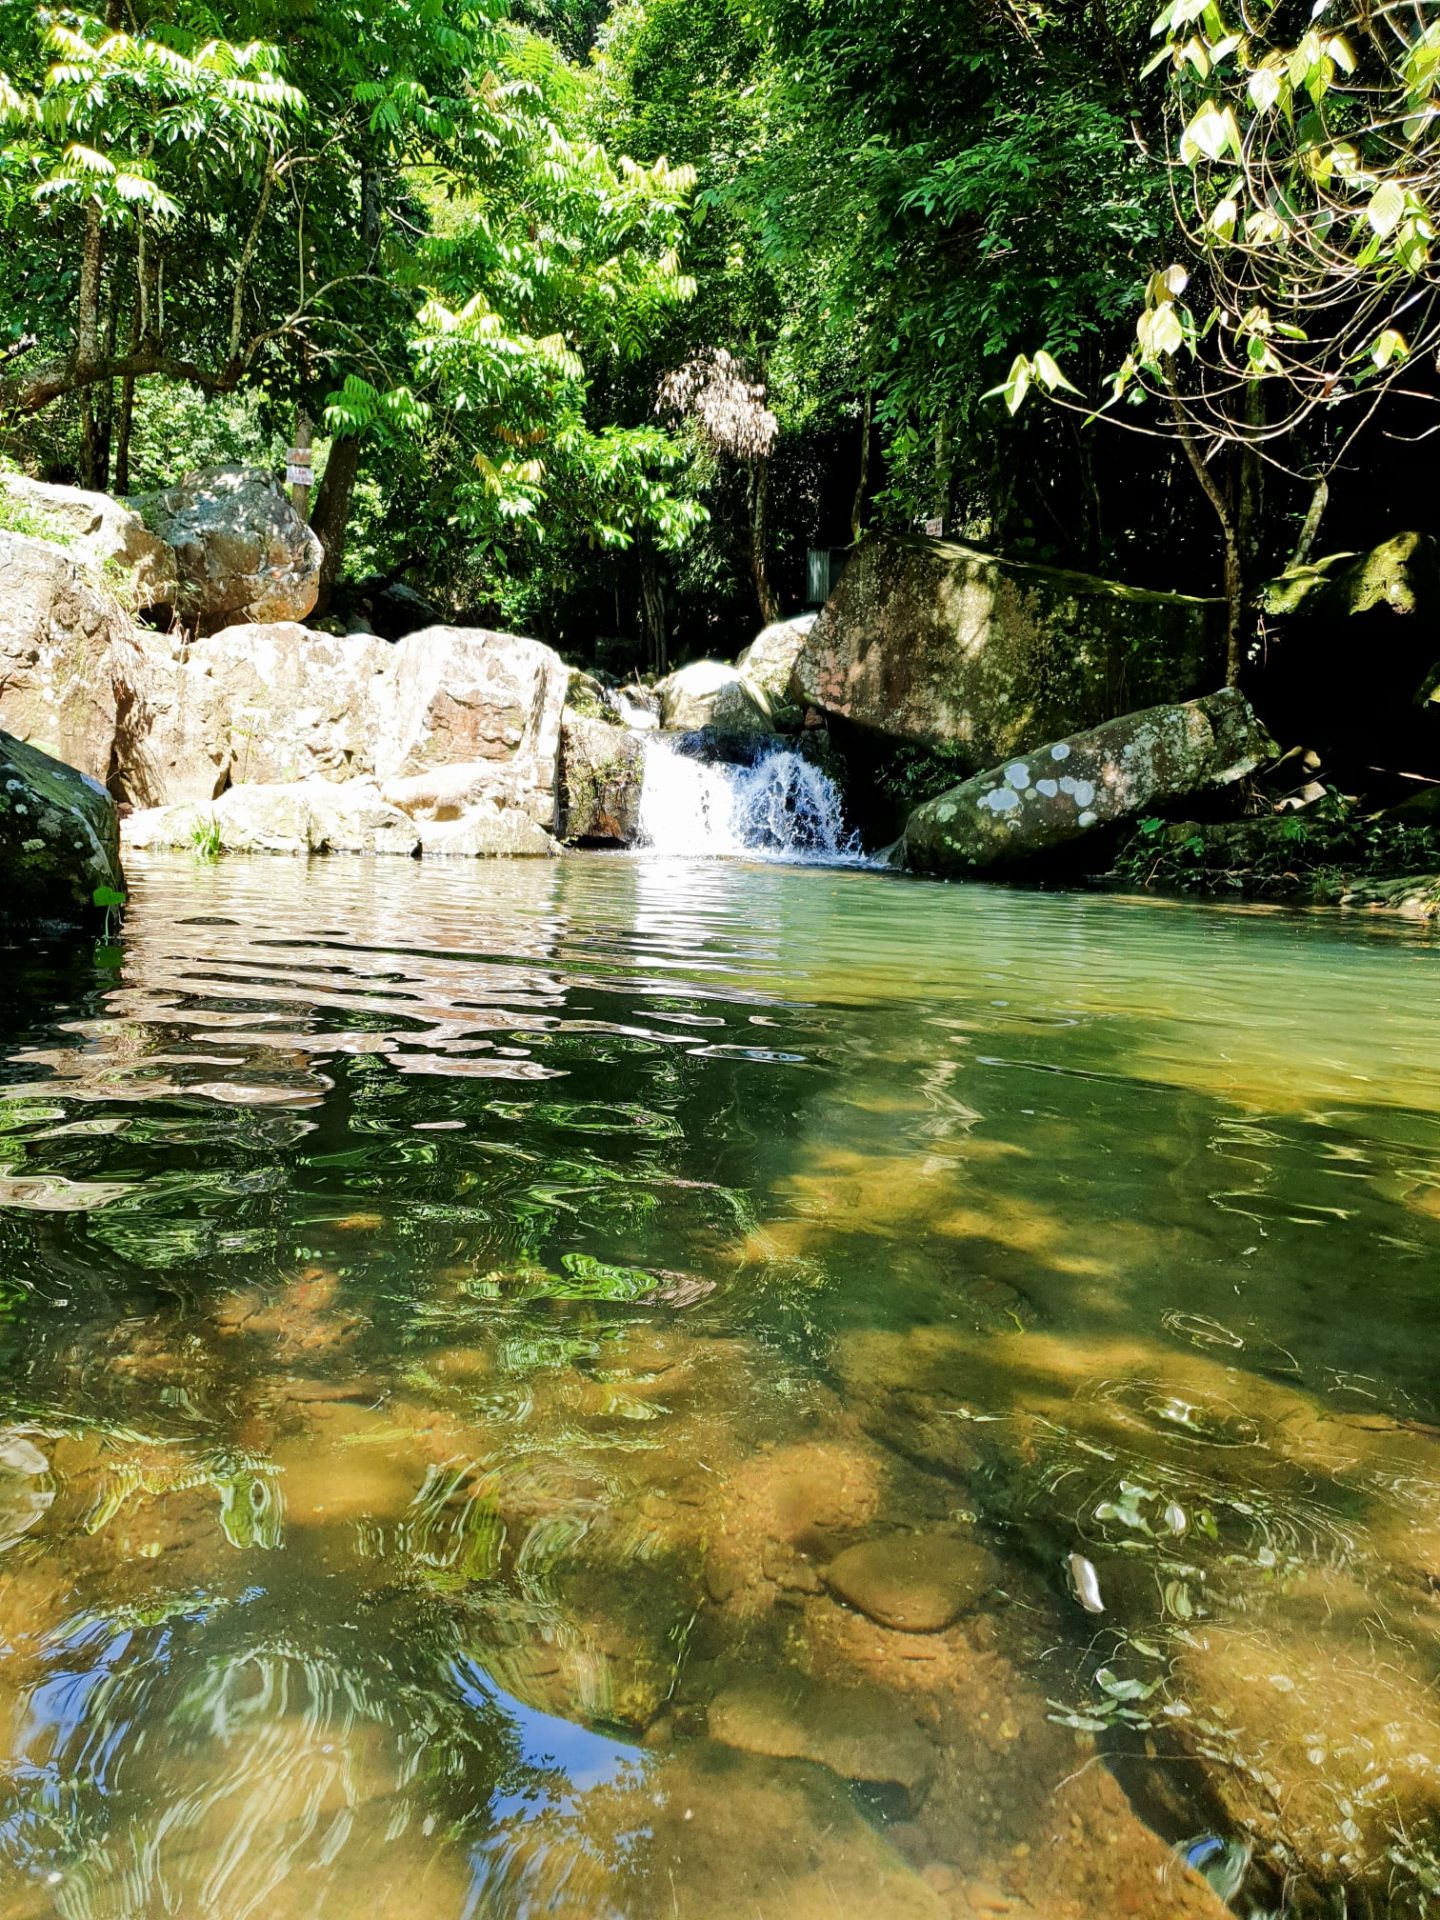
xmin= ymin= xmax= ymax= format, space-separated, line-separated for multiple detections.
xmin=0 ymin=854 xmax=1435 ymax=1915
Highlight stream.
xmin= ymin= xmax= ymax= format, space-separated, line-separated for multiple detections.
xmin=0 ymin=852 xmax=1436 ymax=1917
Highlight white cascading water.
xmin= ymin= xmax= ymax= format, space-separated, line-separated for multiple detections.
xmin=635 ymin=735 xmax=862 ymax=862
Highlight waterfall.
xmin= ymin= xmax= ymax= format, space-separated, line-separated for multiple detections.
xmin=636 ymin=735 xmax=862 ymax=862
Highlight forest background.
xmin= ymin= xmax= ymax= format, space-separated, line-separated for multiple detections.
xmin=2 ymin=0 xmax=1437 ymax=674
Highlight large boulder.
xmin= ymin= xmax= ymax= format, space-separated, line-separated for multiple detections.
xmin=133 ymin=467 xmax=322 ymax=633
xmin=559 ymin=712 xmax=646 ymax=844
xmin=794 ymin=534 xmax=1224 ymax=766
xmin=0 ymin=475 xmax=176 ymax=610
xmin=145 ymin=622 xmax=391 ymax=806
xmin=122 ymin=774 xmax=558 ymax=859
xmin=736 ymin=614 xmax=815 ymax=719
xmin=376 ymin=626 xmax=566 ymax=829
xmin=0 ymin=730 xmax=124 ymax=929
xmin=0 ymin=532 xmax=132 ymax=785
xmin=899 ymin=688 xmax=1275 ymax=876
xmin=658 ymin=660 xmax=772 ymax=737
xmin=140 ymin=622 xmax=566 ymax=830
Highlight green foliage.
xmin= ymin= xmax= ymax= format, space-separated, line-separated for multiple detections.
xmin=189 ymin=816 xmax=223 ymax=862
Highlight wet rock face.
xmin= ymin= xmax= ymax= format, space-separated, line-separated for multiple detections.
xmin=132 ymin=467 xmax=322 ymax=633
xmin=560 ymin=712 xmax=646 ymax=844
xmin=793 ymin=534 xmax=1225 ymax=765
xmin=0 ymin=475 xmax=176 ymax=610
xmin=0 ymin=729 xmax=124 ymax=929
xmin=900 ymin=687 xmax=1277 ymax=877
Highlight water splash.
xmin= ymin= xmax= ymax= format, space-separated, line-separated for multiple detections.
xmin=636 ymin=736 xmax=863 ymax=862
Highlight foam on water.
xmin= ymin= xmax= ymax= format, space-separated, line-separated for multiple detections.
xmin=635 ymin=735 xmax=865 ymax=863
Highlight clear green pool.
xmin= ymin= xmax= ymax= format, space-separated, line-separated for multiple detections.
xmin=0 ymin=852 xmax=1436 ymax=1918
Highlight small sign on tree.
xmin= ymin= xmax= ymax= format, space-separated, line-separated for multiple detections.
xmin=285 ymin=446 xmax=314 ymax=490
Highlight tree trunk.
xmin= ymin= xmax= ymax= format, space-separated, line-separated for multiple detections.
xmin=639 ymin=549 xmax=667 ymax=675
xmin=1237 ymin=378 xmax=1265 ymax=576
xmin=113 ymin=375 xmax=135 ymax=494
xmin=77 ymin=203 xmax=105 ymax=489
xmin=1169 ymin=383 xmax=1245 ymax=687
xmin=1290 ymin=476 xmax=1329 ymax=569
xmin=746 ymin=460 xmax=779 ymax=626
xmin=290 ymin=408 xmax=314 ymax=518
xmin=310 ymin=435 xmax=362 ymax=616
xmin=850 ymin=386 xmax=872 ymax=544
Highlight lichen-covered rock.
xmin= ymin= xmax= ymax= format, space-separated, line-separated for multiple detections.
xmin=133 ymin=467 xmax=322 ymax=633
xmin=794 ymin=534 xmax=1224 ymax=765
xmin=737 ymin=614 xmax=815 ymax=720
xmin=0 ymin=730 xmax=123 ymax=928
xmin=139 ymin=621 xmax=566 ymax=833
xmin=900 ymin=688 xmax=1276 ymax=877
xmin=0 ymin=475 xmax=176 ymax=609
xmin=658 ymin=659 xmax=772 ymax=736
xmin=560 ymin=712 xmax=646 ymax=843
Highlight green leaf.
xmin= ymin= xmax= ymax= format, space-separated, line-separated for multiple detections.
xmin=1366 ymin=180 xmax=1405 ymax=237
xmin=1371 ymin=326 xmax=1409 ymax=368
xmin=1033 ymin=350 xmax=1082 ymax=396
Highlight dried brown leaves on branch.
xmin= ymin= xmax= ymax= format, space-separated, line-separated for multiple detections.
xmin=657 ymin=348 xmax=779 ymax=460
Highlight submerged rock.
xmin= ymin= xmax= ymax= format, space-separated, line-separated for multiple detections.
xmin=794 ymin=533 xmax=1224 ymax=765
xmin=636 ymin=1744 xmax=946 ymax=1920
xmin=708 ymin=1676 xmax=935 ymax=1806
xmin=560 ymin=711 xmax=646 ymax=844
xmin=132 ymin=466 xmax=322 ymax=632
xmin=0 ymin=729 xmax=124 ymax=928
xmin=824 ymin=1532 xmax=998 ymax=1632
xmin=900 ymin=688 xmax=1276 ymax=876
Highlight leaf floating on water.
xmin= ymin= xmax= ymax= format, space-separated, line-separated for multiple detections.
xmin=1067 ymin=1552 xmax=1105 ymax=1614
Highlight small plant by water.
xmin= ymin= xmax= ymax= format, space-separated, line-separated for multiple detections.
xmin=189 ymin=816 xmax=223 ymax=861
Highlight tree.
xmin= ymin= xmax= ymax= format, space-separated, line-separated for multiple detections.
xmin=1000 ymin=0 xmax=1440 ymax=681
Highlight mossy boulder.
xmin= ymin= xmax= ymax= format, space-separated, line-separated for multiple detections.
xmin=793 ymin=534 xmax=1225 ymax=767
xmin=0 ymin=730 xmax=124 ymax=929
xmin=900 ymin=688 xmax=1276 ymax=877
xmin=559 ymin=712 xmax=646 ymax=844
xmin=1259 ymin=532 xmax=1440 ymax=622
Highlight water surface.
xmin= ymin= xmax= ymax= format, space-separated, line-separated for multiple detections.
xmin=0 ymin=855 xmax=1436 ymax=1917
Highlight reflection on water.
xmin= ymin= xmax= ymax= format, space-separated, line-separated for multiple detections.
xmin=0 ymin=854 xmax=1436 ymax=1915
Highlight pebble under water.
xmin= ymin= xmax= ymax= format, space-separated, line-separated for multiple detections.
xmin=0 ymin=853 xmax=1437 ymax=1917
